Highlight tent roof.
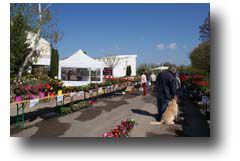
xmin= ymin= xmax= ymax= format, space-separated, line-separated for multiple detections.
xmin=59 ymin=49 xmax=103 ymax=68
xmin=150 ymin=66 xmax=169 ymax=71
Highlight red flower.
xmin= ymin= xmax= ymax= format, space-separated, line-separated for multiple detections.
xmin=45 ymin=83 xmax=51 ymax=89
xmin=191 ymin=74 xmax=205 ymax=80
xmin=194 ymin=81 xmax=209 ymax=87
xmin=24 ymin=85 xmax=31 ymax=91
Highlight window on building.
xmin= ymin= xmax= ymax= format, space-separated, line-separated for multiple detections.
xmin=103 ymin=67 xmax=112 ymax=76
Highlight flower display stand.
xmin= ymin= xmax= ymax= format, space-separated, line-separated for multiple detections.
xmin=16 ymin=103 xmax=26 ymax=128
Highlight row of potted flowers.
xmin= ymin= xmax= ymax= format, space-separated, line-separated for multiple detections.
xmin=12 ymin=75 xmax=140 ymax=103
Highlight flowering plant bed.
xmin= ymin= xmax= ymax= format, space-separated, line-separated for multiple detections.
xmin=179 ymin=73 xmax=210 ymax=104
xmin=102 ymin=118 xmax=137 ymax=138
xmin=11 ymin=74 xmax=63 ymax=101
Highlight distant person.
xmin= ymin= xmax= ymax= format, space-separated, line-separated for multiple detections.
xmin=150 ymin=72 xmax=157 ymax=92
xmin=141 ymin=73 xmax=147 ymax=96
xmin=154 ymin=65 xmax=177 ymax=121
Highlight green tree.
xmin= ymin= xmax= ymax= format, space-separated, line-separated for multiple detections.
xmin=126 ymin=65 xmax=132 ymax=76
xmin=189 ymin=41 xmax=210 ymax=72
xmin=137 ymin=63 xmax=147 ymax=75
xmin=10 ymin=4 xmax=62 ymax=80
xmin=10 ymin=14 xmax=32 ymax=78
xmin=199 ymin=12 xmax=210 ymax=42
xmin=49 ymin=48 xmax=59 ymax=78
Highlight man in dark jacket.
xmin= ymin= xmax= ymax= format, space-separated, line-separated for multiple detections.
xmin=154 ymin=65 xmax=177 ymax=121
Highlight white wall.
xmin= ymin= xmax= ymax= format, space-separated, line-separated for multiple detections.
xmin=27 ymin=32 xmax=51 ymax=66
xmin=113 ymin=56 xmax=136 ymax=77
xmin=96 ymin=55 xmax=137 ymax=77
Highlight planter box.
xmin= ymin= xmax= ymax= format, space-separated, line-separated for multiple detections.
xmin=93 ymin=90 xmax=98 ymax=97
xmin=84 ymin=92 xmax=90 ymax=99
xmin=98 ymin=87 xmax=104 ymax=95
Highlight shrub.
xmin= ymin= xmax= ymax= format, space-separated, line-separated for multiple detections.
xmin=126 ymin=65 xmax=132 ymax=76
xmin=49 ymin=48 xmax=59 ymax=79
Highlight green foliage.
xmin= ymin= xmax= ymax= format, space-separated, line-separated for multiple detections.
xmin=62 ymin=86 xmax=83 ymax=93
xmin=177 ymin=65 xmax=206 ymax=74
xmin=137 ymin=64 xmax=147 ymax=75
xmin=126 ymin=65 xmax=132 ymax=76
xmin=82 ymin=85 xmax=90 ymax=91
xmin=10 ymin=4 xmax=62 ymax=79
xmin=10 ymin=14 xmax=32 ymax=78
xmin=57 ymin=101 xmax=88 ymax=115
xmin=10 ymin=4 xmax=61 ymax=45
xmin=137 ymin=63 xmax=160 ymax=75
xmin=190 ymin=41 xmax=210 ymax=73
xmin=49 ymin=48 xmax=59 ymax=79
xmin=199 ymin=12 xmax=210 ymax=42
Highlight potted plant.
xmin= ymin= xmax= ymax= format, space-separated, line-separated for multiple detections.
xmin=14 ymin=87 xmax=22 ymax=103
xmin=57 ymin=81 xmax=63 ymax=96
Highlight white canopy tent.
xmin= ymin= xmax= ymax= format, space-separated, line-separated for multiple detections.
xmin=59 ymin=49 xmax=104 ymax=86
xmin=150 ymin=66 xmax=169 ymax=72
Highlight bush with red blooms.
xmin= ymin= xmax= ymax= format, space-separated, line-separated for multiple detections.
xmin=179 ymin=74 xmax=188 ymax=82
xmin=193 ymin=81 xmax=209 ymax=87
xmin=191 ymin=74 xmax=205 ymax=80
xmin=102 ymin=118 xmax=137 ymax=138
xmin=180 ymin=73 xmax=210 ymax=96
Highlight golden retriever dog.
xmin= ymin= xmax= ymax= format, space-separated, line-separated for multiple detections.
xmin=160 ymin=98 xmax=178 ymax=125
xmin=150 ymin=98 xmax=179 ymax=125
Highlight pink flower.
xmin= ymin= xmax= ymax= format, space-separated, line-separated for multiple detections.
xmin=15 ymin=96 xmax=22 ymax=102
xmin=102 ymin=133 xmax=108 ymax=137
xmin=107 ymin=132 xmax=114 ymax=137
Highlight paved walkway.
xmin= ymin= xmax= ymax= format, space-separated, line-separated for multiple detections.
xmin=10 ymin=89 xmax=210 ymax=137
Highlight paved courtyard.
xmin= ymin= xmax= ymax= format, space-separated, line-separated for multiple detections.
xmin=10 ymin=89 xmax=210 ymax=137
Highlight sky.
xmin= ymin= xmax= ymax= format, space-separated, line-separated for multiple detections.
xmin=47 ymin=3 xmax=209 ymax=66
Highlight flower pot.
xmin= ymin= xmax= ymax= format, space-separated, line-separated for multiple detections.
xmin=57 ymin=90 xmax=62 ymax=96
xmin=49 ymin=92 xmax=54 ymax=97
xmin=15 ymin=96 xmax=22 ymax=103
xmin=39 ymin=92 xmax=45 ymax=98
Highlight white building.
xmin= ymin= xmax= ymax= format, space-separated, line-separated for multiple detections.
xmin=28 ymin=32 xmax=137 ymax=85
xmin=27 ymin=32 xmax=51 ymax=66
xmin=96 ymin=55 xmax=137 ymax=77
xmin=26 ymin=32 xmax=51 ymax=74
